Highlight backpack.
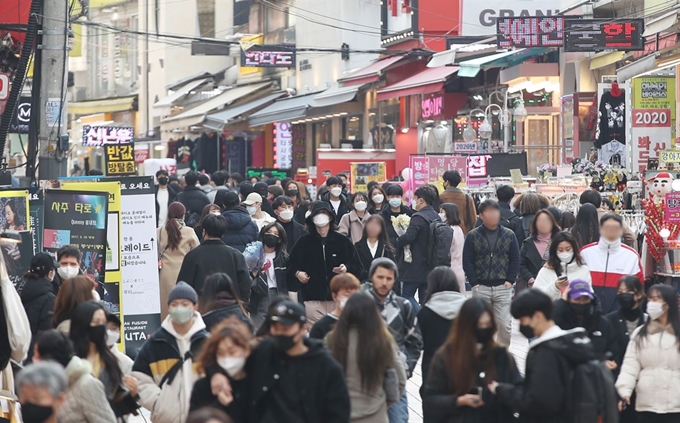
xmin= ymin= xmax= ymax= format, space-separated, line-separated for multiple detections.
xmin=185 ymin=211 xmax=201 ymax=228
xmin=566 ymin=360 xmax=620 ymax=423
xmin=426 ymin=219 xmax=453 ymax=270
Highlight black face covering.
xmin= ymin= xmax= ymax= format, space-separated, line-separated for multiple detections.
xmin=263 ymin=234 xmax=280 ymax=248
xmin=474 ymin=328 xmax=495 ymax=344
xmin=519 ymin=324 xmax=535 ymax=340
xmin=272 ymin=334 xmax=297 ymax=352
xmin=21 ymin=403 xmax=54 ymax=423
xmin=570 ymin=302 xmax=594 ymax=318
xmin=617 ymin=293 xmax=636 ymax=310
xmin=158 ymin=177 xmax=169 ymax=185
xmin=286 ymin=189 xmax=298 ymax=197
xmin=88 ymin=324 xmax=107 ymax=344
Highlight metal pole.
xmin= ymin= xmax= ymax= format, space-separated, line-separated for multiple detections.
xmin=37 ymin=0 xmax=69 ymax=179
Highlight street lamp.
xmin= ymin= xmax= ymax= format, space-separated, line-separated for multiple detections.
xmin=479 ymin=104 xmax=511 ymax=140
xmin=513 ymin=100 xmax=528 ymax=123
xmin=463 ymin=108 xmax=484 ymax=142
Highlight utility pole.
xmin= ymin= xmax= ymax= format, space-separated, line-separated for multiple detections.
xmin=36 ymin=0 xmax=69 ymax=180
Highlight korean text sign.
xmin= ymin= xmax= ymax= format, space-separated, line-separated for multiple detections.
xmin=631 ymin=109 xmax=671 ymax=173
xmin=105 ymin=144 xmax=136 ymax=176
xmin=666 ymin=192 xmax=680 ymax=223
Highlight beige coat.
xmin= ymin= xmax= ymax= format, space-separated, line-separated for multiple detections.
xmin=616 ymin=321 xmax=680 ymax=414
xmin=157 ymin=225 xmax=199 ymax=318
xmin=58 ymin=356 xmax=117 ymax=423
xmin=339 ymin=210 xmax=368 ymax=243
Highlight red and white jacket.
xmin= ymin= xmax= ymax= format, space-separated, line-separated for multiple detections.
xmin=580 ymin=239 xmax=643 ymax=315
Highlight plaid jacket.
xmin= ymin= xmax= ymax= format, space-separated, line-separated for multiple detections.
xmin=463 ymin=226 xmax=520 ymax=286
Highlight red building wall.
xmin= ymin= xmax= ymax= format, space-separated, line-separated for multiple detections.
xmin=0 ymin=0 xmax=31 ymax=45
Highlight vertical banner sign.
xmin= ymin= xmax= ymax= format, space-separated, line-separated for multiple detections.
xmin=110 ymin=176 xmax=160 ymax=357
xmin=28 ymin=187 xmax=44 ymax=255
xmin=61 ymin=182 xmax=124 ymax=352
xmin=630 ymin=109 xmax=672 ymax=174
xmin=428 ymin=156 xmax=468 ymax=191
xmin=633 ymin=77 xmax=676 ymax=145
xmin=349 ymin=162 xmax=387 ymax=192
xmin=665 ymin=192 xmax=680 ymax=223
xmin=43 ymin=189 xmax=108 ymax=291
xmin=409 ymin=156 xmax=429 ymax=192
xmin=291 ymin=124 xmax=307 ymax=173
xmin=0 ymin=190 xmax=32 ymax=287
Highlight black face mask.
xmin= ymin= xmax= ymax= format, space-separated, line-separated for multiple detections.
xmin=263 ymin=234 xmax=280 ymax=248
xmin=286 ymin=189 xmax=298 ymax=197
xmin=570 ymin=302 xmax=593 ymax=317
xmin=158 ymin=177 xmax=169 ymax=185
xmin=617 ymin=293 xmax=636 ymax=310
xmin=519 ymin=324 xmax=535 ymax=340
xmin=88 ymin=324 xmax=107 ymax=344
xmin=474 ymin=328 xmax=495 ymax=344
xmin=272 ymin=333 xmax=297 ymax=353
xmin=21 ymin=403 xmax=54 ymax=423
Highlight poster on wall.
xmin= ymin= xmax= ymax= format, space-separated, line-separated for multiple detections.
xmin=143 ymin=158 xmax=177 ymax=183
xmin=631 ymin=109 xmax=672 ymax=174
xmin=633 ymin=76 xmax=676 ymax=144
xmin=350 ymin=162 xmax=387 ymax=192
xmin=0 ymin=190 xmax=32 ymax=287
xmin=43 ymin=189 xmax=108 ymax=291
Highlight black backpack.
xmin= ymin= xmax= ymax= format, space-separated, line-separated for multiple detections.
xmin=566 ymin=359 xmax=619 ymax=423
xmin=426 ymin=219 xmax=453 ymax=270
xmin=185 ymin=211 xmax=201 ymax=228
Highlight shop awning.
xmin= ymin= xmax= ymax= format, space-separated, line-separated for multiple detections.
xmin=589 ymin=51 xmax=628 ymax=70
xmin=161 ymin=82 xmax=270 ymax=129
xmin=311 ymin=83 xmax=362 ymax=108
xmin=337 ymin=56 xmax=406 ymax=86
xmin=68 ymin=95 xmax=136 ymax=115
xmin=617 ymin=54 xmax=657 ymax=82
xmin=203 ymin=92 xmax=286 ymax=131
xmin=643 ymin=9 xmax=680 ymax=37
xmin=457 ymin=48 xmax=550 ymax=78
xmin=248 ymin=93 xmax=318 ymax=127
xmin=427 ymin=44 xmax=499 ymax=68
xmin=376 ymin=66 xmax=459 ymax=101
xmin=154 ymin=78 xmax=211 ymax=109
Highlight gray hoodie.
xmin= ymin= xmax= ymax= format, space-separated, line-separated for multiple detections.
xmin=424 ymin=291 xmax=466 ymax=320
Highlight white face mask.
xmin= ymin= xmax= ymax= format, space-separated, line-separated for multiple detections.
xmin=439 ymin=213 xmax=447 ymax=222
xmin=211 ymin=211 xmax=221 ymax=216
xmin=57 ymin=266 xmax=79 ymax=280
xmin=246 ymin=206 xmax=257 ymax=216
xmin=339 ymin=298 xmax=348 ymax=309
xmin=557 ymin=252 xmax=574 ymax=264
xmin=279 ymin=209 xmax=294 ymax=221
xmin=217 ymin=356 xmax=246 ymax=378
xmin=354 ymin=201 xmax=367 ymax=212
xmin=106 ymin=330 xmax=120 ymax=348
xmin=330 ymin=187 xmax=343 ymax=197
xmin=313 ymin=214 xmax=331 ymax=227
xmin=305 ymin=210 xmax=312 ymax=219
xmin=389 ymin=198 xmax=402 ymax=208
xmin=372 ymin=194 xmax=384 ymax=204
xmin=647 ymin=301 xmax=667 ymax=321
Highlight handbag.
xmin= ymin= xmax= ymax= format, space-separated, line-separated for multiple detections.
xmin=251 ymin=271 xmax=269 ymax=298
xmin=383 ymin=367 xmax=400 ymax=406
xmin=110 ymin=383 xmax=140 ymax=417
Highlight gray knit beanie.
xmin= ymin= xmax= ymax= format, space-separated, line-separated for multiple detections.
xmin=368 ymin=257 xmax=398 ymax=280
xmin=167 ymin=281 xmax=198 ymax=305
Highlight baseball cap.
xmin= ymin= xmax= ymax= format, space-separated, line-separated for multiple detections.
xmin=30 ymin=252 xmax=57 ymax=274
xmin=568 ymin=279 xmax=594 ymax=300
xmin=267 ymin=299 xmax=306 ymax=325
xmin=243 ymin=192 xmax=263 ymax=206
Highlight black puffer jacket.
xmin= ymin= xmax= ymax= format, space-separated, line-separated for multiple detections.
xmin=202 ymin=302 xmax=253 ymax=333
xmin=177 ymin=186 xmax=210 ymax=217
xmin=221 ymin=206 xmax=258 ymax=252
xmin=553 ymin=297 xmax=620 ymax=360
xmin=20 ymin=277 xmax=56 ymax=361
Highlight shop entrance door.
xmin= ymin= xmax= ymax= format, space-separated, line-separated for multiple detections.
xmin=515 ymin=114 xmax=561 ymax=176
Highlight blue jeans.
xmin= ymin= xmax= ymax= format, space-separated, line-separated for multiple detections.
xmin=387 ymin=391 xmax=409 ymax=423
xmin=402 ymin=281 xmax=427 ymax=312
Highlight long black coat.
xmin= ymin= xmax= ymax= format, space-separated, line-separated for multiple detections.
xmin=287 ymin=229 xmax=362 ymax=302
xmin=380 ymin=205 xmax=413 ymax=252
xmin=354 ymin=239 xmax=395 ymax=282
xmin=20 ymin=277 xmax=56 ymax=362
xmin=553 ymin=297 xmax=620 ymax=360
xmin=397 ymin=205 xmax=438 ymax=283
xmin=177 ymin=239 xmax=252 ymax=304
xmin=519 ymin=238 xmax=546 ymax=285
xmin=279 ymin=218 xmax=306 ymax=253
xmin=177 ymin=185 xmax=210 ymax=217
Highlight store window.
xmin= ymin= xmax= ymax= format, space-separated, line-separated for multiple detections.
xmin=313 ymin=120 xmax=332 ymax=147
xmin=368 ymin=100 xmax=398 ymax=149
xmin=342 ymin=115 xmax=362 ymax=141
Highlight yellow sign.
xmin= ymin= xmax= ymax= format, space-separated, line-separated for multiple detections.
xmin=350 ymin=162 xmax=387 ymax=193
xmin=659 ymin=150 xmax=680 ymax=163
xmin=239 ymin=34 xmax=263 ymax=76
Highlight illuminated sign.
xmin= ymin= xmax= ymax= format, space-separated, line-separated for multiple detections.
xmin=461 ymin=0 xmax=561 ymax=36
xmin=564 ymin=19 xmax=644 ymax=52
xmin=421 ymin=96 xmax=443 ymax=119
xmin=82 ymin=126 xmax=134 ymax=147
xmin=497 ymin=17 xmax=564 ymax=49
xmin=241 ymin=46 xmax=295 ymax=68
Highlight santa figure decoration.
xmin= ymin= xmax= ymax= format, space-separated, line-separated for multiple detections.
xmin=643 ymin=172 xmax=680 ymax=263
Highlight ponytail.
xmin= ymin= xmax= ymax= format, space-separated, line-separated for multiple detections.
xmin=165 ymin=218 xmax=182 ymax=250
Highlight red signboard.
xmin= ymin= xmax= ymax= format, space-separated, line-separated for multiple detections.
xmin=0 ymin=74 xmax=9 ymax=101
xmin=134 ymin=147 xmax=149 ymax=164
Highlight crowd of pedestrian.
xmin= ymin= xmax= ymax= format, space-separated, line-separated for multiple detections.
xmin=1 ymin=170 xmax=670 ymax=423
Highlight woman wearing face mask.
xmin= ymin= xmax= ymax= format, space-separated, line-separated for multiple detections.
xmin=157 ymin=202 xmax=200 ymax=319
xmin=20 ymin=252 xmax=57 ymax=363
xmin=249 ymin=222 xmax=289 ymax=329
xmin=368 ymin=186 xmax=387 ymax=214
xmin=189 ymin=317 xmax=253 ymax=421
xmin=439 ymin=203 xmax=466 ymax=293
xmin=518 ymin=210 xmax=560 ymax=292
xmin=354 ymin=215 xmax=395 ymax=282
xmin=616 ymin=284 xmax=680 ymax=421
xmin=339 ymin=192 xmax=370 ymax=242
xmin=533 ymin=231 xmax=592 ymax=301
xmin=606 ymin=276 xmax=646 ymax=423
xmin=53 ymin=276 xmax=99 ymax=333
xmin=288 ymin=201 xmax=363 ymax=324
xmin=69 ymin=301 xmax=138 ymax=419
xmin=200 ymin=273 xmax=253 ymax=333
xmin=105 ymin=313 xmax=134 ymax=376
xmin=327 ymin=293 xmax=406 ymax=423
xmin=422 ymin=297 xmax=521 ymax=423
xmin=194 ymin=204 xmax=222 ymax=243
xmin=552 ymin=279 xmax=619 ymax=369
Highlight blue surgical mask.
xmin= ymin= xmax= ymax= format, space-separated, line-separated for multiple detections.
xmin=389 ymin=198 xmax=402 ymax=208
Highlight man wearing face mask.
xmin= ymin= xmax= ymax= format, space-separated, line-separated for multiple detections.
xmin=381 ymin=184 xmax=413 ymax=259
xmin=132 ymin=282 xmax=209 ymax=423
xmin=487 ymin=289 xmax=596 ymax=423
xmin=16 ymin=362 xmax=68 ymax=423
xmin=321 ymin=176 xmax=349 ymax=224
xmin=552 ymin=280 xmax=619 ymax=369
xmin=156 ymin=169 xmax=179 ymax=227
xmin=243 ymin=192 xmax=275 ymax=231
xmin=287 ymin=202 xmax=362 ymax=324
xmin=51 ymin=245 xmax=85 ymax=295
xmin=580 ymin=214 xmax=644 ymax=315
xmin=309 ymin=274 xmax=360 ymax=339
xmin=272 ymin=196 xmax=306 ymax=253
xmin=244 ymin=299 xmax=350 ymax=423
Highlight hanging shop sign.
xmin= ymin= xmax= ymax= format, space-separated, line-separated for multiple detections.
xmin=134 ymin=145 xmax=150 ymax=164
xmin=350 ymin=162 xmax=387 ymax=193
xmin=462 ymin=0 xmax=561 ymax=36
xmin=0 ymin=73 xmax=9 ymax=101
xmin=421 ymin=95 xmax=444 ymax=120
xmin=241 ymin=46 xmax=295 ymax=68
xmin=273 ymin=122 xmax=293 ymax=169
xmin=143 ymin=158 xmax=177 ymax=183
xmin=659 ymin=150 xmax=680 ymax=164
xmin=665 ymin=192 xmax=680 ymax=223
xmin=496 ymin=16 xmax=564 ymax=49
xmin=105 ymin=144 xmax=136 ymax=176
xmin=82 ymin=125 xmax=134 ymax=147
xmin=467 ymin=152 xmax=528 ymax=178
xmin=291 ymin=124 xmax=307 ymax=172
xmin=9 ymin=96 xmax=31 ymax=134
xmin=631 ymin=109 xmax=671 ymax=174
xmin=408 ymin=155 xmax=467 ymax=192
xmin=454 ymin=142 xmax=478 ymax=153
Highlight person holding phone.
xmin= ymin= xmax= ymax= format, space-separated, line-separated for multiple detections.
xmin=533 ymin=232 xmax=591 ymax=301
xmin=422 ymin=297 xmax=521 ymax=423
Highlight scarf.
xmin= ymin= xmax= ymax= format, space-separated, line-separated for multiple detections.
xmin=534 ymin=233 xmax=551 ymax=260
